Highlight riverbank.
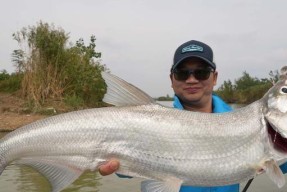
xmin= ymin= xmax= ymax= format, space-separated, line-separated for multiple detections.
xmin=0 ymin=92 xmax=47 ymax=131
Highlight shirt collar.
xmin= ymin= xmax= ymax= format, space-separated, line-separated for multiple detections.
xmin=173 ymin=94 xmax=232 ymax=113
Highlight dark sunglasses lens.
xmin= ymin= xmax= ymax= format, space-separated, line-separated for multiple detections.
xmin=174 ymin=69 xmax=212 ymax=81
xmin=193 ymin=69 xmax=211 ymax=80
xmin=174 ymin=70 xmax=190 ymax=81
xmin=174 ymin=71 xmax=189 ymax=81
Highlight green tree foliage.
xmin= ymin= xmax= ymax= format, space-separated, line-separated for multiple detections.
xmin=234 ymin=71 xmax=261 ymax=91
xmin=63 ymin=36 xmax=106 ymax=107
xmin=0 ymin=70 xmax=10 ymax=81
xmin=215 ymin=71 xmax=275 ymax=104
xmin=12 ymin=21 xmax=107 ymax=109
xmin=0 ymin=70 xmax=22 ymax=92
xmin=157 ymin=94 xmax=173 ymax=101
xmin=216 ymin=80 xmax=235 ymax=103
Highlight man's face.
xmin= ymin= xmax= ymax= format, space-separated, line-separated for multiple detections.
xmin=170 ymin=58 xmax=218 ymax=106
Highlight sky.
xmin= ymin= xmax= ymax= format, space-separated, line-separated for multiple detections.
xmin=1 ymin=0 xmax=287 ymax=97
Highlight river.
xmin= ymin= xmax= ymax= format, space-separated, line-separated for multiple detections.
xmin=0 ymin=102 xmax=287 ymax=191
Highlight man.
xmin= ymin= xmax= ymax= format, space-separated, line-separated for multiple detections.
xmin=98 ymin=40 xmax=286 ymax=191
xmin=165 ymin=40 xmax=237 ymax=191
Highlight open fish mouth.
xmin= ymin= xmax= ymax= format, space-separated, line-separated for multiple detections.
xmin=267 ymin=121 xmax=287 ymax=153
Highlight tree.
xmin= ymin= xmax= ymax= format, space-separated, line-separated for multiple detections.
xmin=12 ymin=21 xmax=107 ymax=109
xmin=215 ymin=71 xmax=273 ymax=104
xmin=215 ymin=80 xmax=235 ymax=103
xmin=0 ymin=70 xmax=9 ymax=81
xmin=234 ymin=71 xmax=260 ymax=91
xmin=11 ymin=49 xmax=25 ymax=73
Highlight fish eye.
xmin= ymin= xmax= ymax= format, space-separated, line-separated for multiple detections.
xmin=280 ymin=86 xmax=287 ymax=94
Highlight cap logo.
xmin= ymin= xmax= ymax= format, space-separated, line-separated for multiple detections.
xmin=182 ymin=44 xmax=203 ymax=53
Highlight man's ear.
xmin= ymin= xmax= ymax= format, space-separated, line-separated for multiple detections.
xmin=170 ymin=73 xmax=174 ymax=88
xmin=170 ymin=73 xmax=173 ymax=81
xmin=213 ymin=71 xmax=218 ymax=86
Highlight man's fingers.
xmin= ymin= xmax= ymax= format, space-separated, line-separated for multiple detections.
xmin=99 ymin=159 xmax=120 ymax=176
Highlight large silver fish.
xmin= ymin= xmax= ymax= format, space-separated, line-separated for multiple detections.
xmin=1 ymin=67 xmax=287 ymax=192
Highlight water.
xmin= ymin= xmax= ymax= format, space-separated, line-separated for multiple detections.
xmin=0 ymin=102 xmax=287 ymax=191
xmin=0 ymin=155 xmax=143 ymax=192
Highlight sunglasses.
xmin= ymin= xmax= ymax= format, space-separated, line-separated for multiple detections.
xmin=173 ymin=68 xmax=214 ymax=81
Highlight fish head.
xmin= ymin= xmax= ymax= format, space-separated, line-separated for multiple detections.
xmin=263 ymin=66 xmax=287 ymax=152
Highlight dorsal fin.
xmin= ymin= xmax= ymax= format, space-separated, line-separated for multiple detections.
xmin=279 ymin=66 xmax=287 ymax=80
xmin=280 ymin=66 xmax=287 ymax=76
xmin=101 ymin=72 xmax=155 ymax=106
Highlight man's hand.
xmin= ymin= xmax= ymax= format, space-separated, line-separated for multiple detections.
xmin=99 ymin=159 xmax=120 ymax=176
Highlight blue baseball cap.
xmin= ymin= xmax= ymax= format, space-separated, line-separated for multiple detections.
xmin=171 ymin=40 xmax=216 ymax=72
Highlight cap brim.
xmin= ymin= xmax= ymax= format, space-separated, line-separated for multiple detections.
xmin=172 ymin=55 xmax=216 ymax=71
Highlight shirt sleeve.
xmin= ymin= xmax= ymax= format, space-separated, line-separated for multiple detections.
xmin=280 ymin=162 xmax=287 ymax=174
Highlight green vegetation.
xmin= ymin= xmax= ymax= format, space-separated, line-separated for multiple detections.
xmin=5 ymin=21 xmax=108 ymax=111
xmin=157 ymin=94 xmax=173 ymax=101
xmin=0 ymin=70 xmax=22 ymax=92
xmin=215 ymin=70 xmax=279 ymax=104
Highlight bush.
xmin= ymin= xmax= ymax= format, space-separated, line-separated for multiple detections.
xmin=0 ymin=70 xmax=10 ymax=81
xmin=64 ymin=95 xmax=85 ymax=110
xmin=215 ymin=71 xmax=275 ymax=104
xmin=0 ymin=73 xmax=22 ymax=93
xmin=235 ymin=83 xmax=272 ymax=104
xmin=12 ymin=21 xmax=107 ymax=109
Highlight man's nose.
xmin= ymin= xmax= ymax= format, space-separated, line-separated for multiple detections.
xmin=185 ymin=74 xmax=199 ymax=83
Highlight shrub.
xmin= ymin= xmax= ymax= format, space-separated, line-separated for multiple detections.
xmin=0 ymin=73 xmax=22 ymax=93
xmin=12 ymin=21 xmax=107 ymax=109
xmin=64 ymin=95 xmax=85 ymax=110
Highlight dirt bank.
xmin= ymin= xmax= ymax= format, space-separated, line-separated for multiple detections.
xmin=0 ymin=93 xmax=47 ymax=131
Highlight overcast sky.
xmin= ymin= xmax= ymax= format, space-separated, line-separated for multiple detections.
xmin=1 ymin=0 xmax=287 ymax=97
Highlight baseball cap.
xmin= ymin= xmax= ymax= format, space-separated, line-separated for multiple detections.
xmin=171 ymin=40 xmax=216 ymax=72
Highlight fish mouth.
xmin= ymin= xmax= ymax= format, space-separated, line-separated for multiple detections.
xmin=267 ymin=121 xmax=287 ymax=153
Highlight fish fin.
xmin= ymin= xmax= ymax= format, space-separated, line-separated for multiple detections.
xmin=0 ymin=159 xmax=7 ymax=176
xmin=141 ymin=178 xmax=182 ymax=192
xmin=16 ymin=158 xmax=83 ymax=192
xmin=264 ymin=159 xmax=285 ymax=188
xmin=101 ymin=72 xmax=155 ymax=106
